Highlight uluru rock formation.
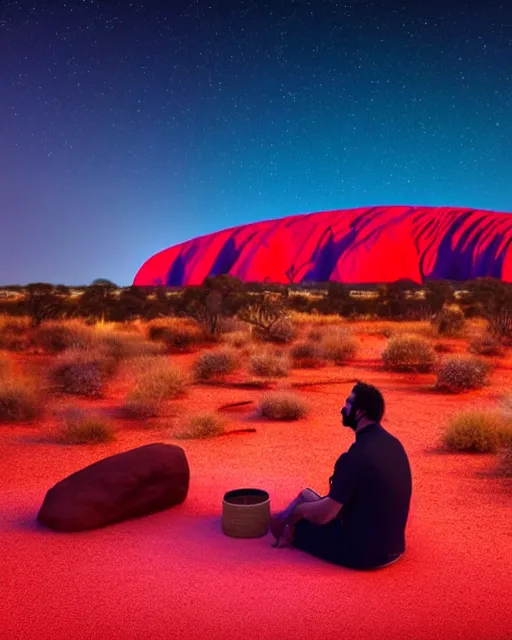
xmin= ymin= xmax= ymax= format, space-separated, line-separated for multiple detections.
xmin=133 ymin=205 xmax=512 ymax=286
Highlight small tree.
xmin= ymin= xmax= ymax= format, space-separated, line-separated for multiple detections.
xmin=237 ymin=293 xmax=287 ymax=339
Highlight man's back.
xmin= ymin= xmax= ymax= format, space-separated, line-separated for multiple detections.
xmin=329 ymin=423 xmax=412 ymax=568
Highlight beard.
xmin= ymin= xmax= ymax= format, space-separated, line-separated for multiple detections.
xmin=341 ymin=406 xmax=359 ymax=430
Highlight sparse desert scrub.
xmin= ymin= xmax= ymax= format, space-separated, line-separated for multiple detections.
xmin=121 ymin=390 xmax=164 ymax=419
xmin=92 ymin=327 xmax=164 ymax=360
xmin=49 ymin=349 xmax=118 ymax=397
xmin=53 ymin=408 xmax=116 ymax=444
xmin=289 ymin=312 xmax=345 ymax=326
xmin=258 ymin=391 xmax=308 ymax=421
xmin=173 ymin=411 xmax=227 ymax=439
xmin=0 ymin=352 xmax=13 ymax=378
xmin=32 ymin=319 xmax=95 ymax=353
xmin=290 ymin=341 xmax=326 ymax=368
xmin=433 ymin=342 xmax=454 ymax=354
xmin=432 ymin=305 xmax=466 ymax=337
xmin=0 ymin=375 xmax=44 ymax=422
xmin=221 ymin=329 xmax=252 ymax=349
xmin=147 ymin=318 xmax=205 ymax=351
xmin=382 ymin=334 xmax=437 ymax=372
xmin=320 ymin=328 xmax=359 ymax=365
xmin=441 ymin=410 xmax=508 ymax=453
xmin=468 ymin=333 xmax=504 ymax=357
xmin=248 ymin=349 xmax=290 ymax=378
xmin=254 ymin=318 xmax=298 ymax=344
xmin=0 ymin=315 xmax=32 ymax=351
xmin=356 ymin=320 xmax=435 ymax=339
xmin=121 ymin=357 xmax=188 ymax=419
xmin=193 ymin=348 xmax=241 ymax=381
xmin=435 ymin=355 xmax=491 ymax=392
xmin=494 ymin=446 xmax=512 ymax=477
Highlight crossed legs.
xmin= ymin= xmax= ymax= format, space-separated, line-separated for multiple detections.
xmin=270 ymin=488 xmax=322 ymax=547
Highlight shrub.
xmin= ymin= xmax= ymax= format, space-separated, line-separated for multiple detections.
xmin=0 ymin=352 xmax=13 ymax=378
xmin=258 ymin=391 xmax=308 ymax=421
xmin=131 ymin=357 xmax=188 ymax=399
xmin=290 ymin=341 xmax=326 ymax=368
xmin=494 ymin=446 xmax=512 ymax=477
xmin=0 ymin=315 xmax=32 ymax=351
xmin=93 ymin=329 xmax=164 ymax=360
xmin=147 ymin=320 xmax=205 ymax=351
xmin=321 ymin=329 xmax=359 ymax=365
xmin=468 ymin=333 xmax=504 ymax=357
xmin=260 ymin=319 xmax=298 ymax=344
xmin=173 ymin=412 xmax=226 ymax=439
xmin=435 ymin=355 xmax=491 ymax=392
xmin=306 ymin=327 xmax=325 ymax=342
xmin=33 ymin=320 xmax=94 ymax=353
xmin=193 ymin=348 xmax=240 ymax=381
xmin=55 ymin=408 xmax=116 ymax=444
xmin=0 ymin=376 xmax=43 ymax=422
xmin=122 ymin=390 xmax=163 ymax=419
xmin=382 ymin=334 xmax=436 ymax=372
xmin=433 ymin=342 xmax=453 ymax=354
xmin=49 ymin=349 xmax=118 ymax=397
xmin=221 ymin=330 xmax=251 ymax=349
xmin=249 ymin=350 xmax=290 ymax=378
xmin=442 ymin=410 xmax=505 ymax=453
xmin=433 ymin=305 xmax=466 ymax=337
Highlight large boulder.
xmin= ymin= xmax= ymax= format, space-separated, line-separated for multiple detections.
xmin=37 ymin=443 xmax=190 ymax=532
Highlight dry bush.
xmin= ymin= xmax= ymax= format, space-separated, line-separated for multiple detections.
xmin=0 ymin=352 xmax=13 ymax=378
xmin=258 ymin=391 xmax=308 ymax=421
xmin=0 ymin=315 xmax=32 ymax=351
xmin=258 ymin=318 xmax=298 ymax=344
xmin=147 ymin=318 xmax=205 ymax=351
xmin=468 ymin=333 xmax=504 ymax=357
xmin=249 ymin=350 xmax=290 ymax=378
xmin=290 ymin=312 xmax=344 ymax=326
xmin=432 ymin=305 xmax=466 ymax=337
xmin=215 ymin=317 xmax=248 ymax=334
xmin=49 ymin=349 xmax=118 ymax=397
xmin=54 ymin=408 xmax=116 ymax=444
xmin=356 ymin=320 xmax=435 ymax=339
xmin=290 ymin=341 xmax=326 ymax=368
xmin=494 ymin=446 xmax=512 ymax=477
xmin=92 ymin=327 xmax=164 ymax=360
xmin=320 ymin=329 xmax=359 ymax=365
xmin=122 ymin=391 xmax=164 ymax=419
xmin=433 ymin=342 xmax=454 ymax=354
xmin=193 ymin=348 xmax=241 ymax=381
xmin=173 ymin=411 xmax=226 ymax=439
xmin=435 ymin=355 xmax=491 ymax=392
xmin=442 ymin=410 xmax=507 ymax=453
xmin=121 ymin=357 xmax=188 ymax=419
xmin=0 ymin=375 xmax=44 ymax=422
xmin=221 ymin=330 xmax=251 ymax=349
xmin=382 ymin=334 xmax=437 ymax=372
xmin=33 ymin=319 xmax=94 ymax=353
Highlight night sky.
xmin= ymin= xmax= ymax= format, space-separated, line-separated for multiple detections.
xmin=1 ymin=0 xmax=511 ymax=286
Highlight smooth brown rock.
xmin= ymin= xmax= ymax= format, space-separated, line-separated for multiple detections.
xmin=37 ymin=443 xmax=189 ymax=532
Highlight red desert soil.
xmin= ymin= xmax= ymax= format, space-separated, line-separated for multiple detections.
xmin=1 ymin=343 xmax=512 ymax=640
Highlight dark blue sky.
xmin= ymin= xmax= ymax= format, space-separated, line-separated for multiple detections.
xmin=1 ymin=0 xmax=511 ymax=286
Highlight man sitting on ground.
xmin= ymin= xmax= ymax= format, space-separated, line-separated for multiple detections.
xmin=270 ymin=381 xmax=412 ymax=570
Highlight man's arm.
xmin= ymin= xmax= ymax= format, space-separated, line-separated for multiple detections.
xmin=286 ymin=496 xmax=343 ymax=526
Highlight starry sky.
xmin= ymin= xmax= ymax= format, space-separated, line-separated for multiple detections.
xmin=1 ymin=0 xmax=511 ymax=286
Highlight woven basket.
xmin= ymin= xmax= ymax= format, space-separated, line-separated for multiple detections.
xmin=222 ymin=488 xmax=271 ymax=538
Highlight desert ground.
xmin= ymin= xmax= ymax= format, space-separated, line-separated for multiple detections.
xmin=1 ymin=316 xmax=512 ymax=640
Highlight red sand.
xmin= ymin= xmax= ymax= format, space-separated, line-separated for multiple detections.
xmin=2 ymin=349 xmax=512 ymax=640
